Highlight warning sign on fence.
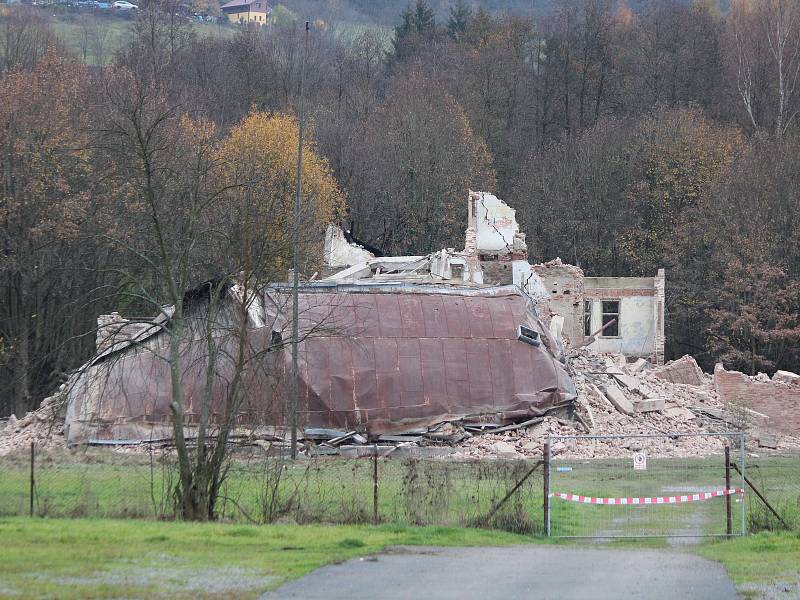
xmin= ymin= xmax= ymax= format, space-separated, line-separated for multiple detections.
xmin=633 ymin=452 xmax=647 ymax=471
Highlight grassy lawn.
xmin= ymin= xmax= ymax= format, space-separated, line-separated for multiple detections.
xmin=699 ymin=532 xmax=800 ymax=598
xmin=0 ymin=517 xmax=532 ymax=599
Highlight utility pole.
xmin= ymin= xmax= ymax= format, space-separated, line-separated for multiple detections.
xmin=290 ymin=21 xmax=309 ymax=460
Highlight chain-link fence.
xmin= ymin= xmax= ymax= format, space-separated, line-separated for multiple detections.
xmin=741 ymin=455 xmax=800 ymax=532
xmin=545 ymin=433 xmax=747 ymax=538
xmin=1 ymin=440 xmax=797 ymax=537
xmin=0 ymin=445 xmax=545 ymax=533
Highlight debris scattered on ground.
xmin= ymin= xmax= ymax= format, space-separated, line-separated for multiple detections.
xmin=0 ymin=392 xmax=66 ymax=456
xmin=3 ymin=347 xmax=800 ymax=459
xmin=451 ymin=347 xmax=800 ymax=459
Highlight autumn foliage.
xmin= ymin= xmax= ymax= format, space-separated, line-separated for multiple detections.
xmin=4 ymin=0 xmax=800 ymax=418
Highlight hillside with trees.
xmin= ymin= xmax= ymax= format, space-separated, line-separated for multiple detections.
xmin=1 ymin=0 xmax=800 ymax=419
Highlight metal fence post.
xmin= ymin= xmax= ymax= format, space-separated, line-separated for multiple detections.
xmin=372 ymin=444 xmax=379 ymax=524
xmin=725 ymin=445 xmax=732 ymax=535
xmin=740 ymin=432 xmax=746 ymax=534
xmin=29 ymin=442 xmax=35 ymax=518
xmin=543 ymin=440 xmax=550 ymax=536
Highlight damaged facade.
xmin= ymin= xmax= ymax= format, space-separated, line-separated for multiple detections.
xmin=62 ymin=191 xmax=667 ymax=445
xmin=326 ymin=192 xmax=665 ymax=364
xmin=532 ymin=260 xmax=665 ymax=364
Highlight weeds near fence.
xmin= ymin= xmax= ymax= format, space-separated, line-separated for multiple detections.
xmin=1 ymin=444 xmax=797 ymax=536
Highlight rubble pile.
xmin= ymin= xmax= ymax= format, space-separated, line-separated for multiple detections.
xmin=452 ymin=348 xmax=800 ymax=459
xmin=2 ymin=349 xmax=799 ymax=460
xmin=0 ymin=394 xmax=66 ymax=456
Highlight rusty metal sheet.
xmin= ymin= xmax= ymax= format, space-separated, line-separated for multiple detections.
xmin=65 ymin=287 xmax=576 ymax=442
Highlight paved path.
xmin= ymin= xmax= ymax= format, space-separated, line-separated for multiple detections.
xmin=260 ymin=545 xmax=738 ymax=600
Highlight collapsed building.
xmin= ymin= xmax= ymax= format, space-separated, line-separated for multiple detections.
xmin=60 ymin=191 xmax=665 ymax=444
xmin=63 ymin=281 xmax=575 ymax=444
xmin=3 ymin=191 xmax=800 ymax=456
xmin=61 ymin=192 xmax=584 ymax=444
xmin=325 ymin=191 xmax=665 ymax=364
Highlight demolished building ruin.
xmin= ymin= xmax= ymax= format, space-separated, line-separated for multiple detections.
xmin=58 ymin=191 xmax=585 ymax=445
xmin=325 ymin=192 xmax=666 ymax=364
xmin=4 ymin=191 xmax=799 ymax=457
xmin=61 ymin=282 xmax=576 ymax=444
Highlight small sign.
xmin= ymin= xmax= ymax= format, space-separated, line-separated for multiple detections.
xmin=633 ymin=452 xmax=647 ymax=471
xmin=556 ymin=467 xmax=573 ymax=473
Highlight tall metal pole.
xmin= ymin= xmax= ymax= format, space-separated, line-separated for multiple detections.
xmin=725 ymin=445 xmax=732 ymax=536
xmin=543 ymin=440 xmax=550 ymax=537
xmin=290 ymin=21 xmax=309 ymax=460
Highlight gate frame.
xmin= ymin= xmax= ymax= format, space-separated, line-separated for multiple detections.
xmin=545 ymin=431 xmax=746 ymax=538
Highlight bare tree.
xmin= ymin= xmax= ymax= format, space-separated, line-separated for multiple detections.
xmin=0 ymin=8 xmax=63 ymax=72
xmin=92 ymin=54 xmax=343 ymax=518
xmin=731 ymin=0 xmax=800 ymax=138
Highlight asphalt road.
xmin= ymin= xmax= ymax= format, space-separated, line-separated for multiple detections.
xmin=260 ymin=545 xmax=738 ymax=600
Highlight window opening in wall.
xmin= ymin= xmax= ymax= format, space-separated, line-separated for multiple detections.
xmin=517 ymin=324 xmax=541 ymax=346
xmin=584 ymin=300 xmax=592 ymax=337
xmin=601 ymin=300 xmax=619 ymax=337
xmin=451 ymin=264 xmax=464 ymax=280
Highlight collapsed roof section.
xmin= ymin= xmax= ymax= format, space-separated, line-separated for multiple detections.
xmin=63 ymin=191 xmax=579 ymax=444
xmin=275 ymin=284 xmax=576 ymax=434
xmin=322 ymin=191 xmax=550 ymax=303
xmin=64 ymin=284 xmax=576 ymax=443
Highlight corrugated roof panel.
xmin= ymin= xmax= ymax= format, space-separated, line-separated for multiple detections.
xmin=444 ymin=297 xmax=470 ymax=339
xmin=464 ymin=296 xmax=494 ymax=338
xmin=421 ymin=294 xmax=448 ymax=338
xmin=65 ymin=288 xmax=576 ymax=441
xmin=375 ymin=295 xmax=403 ymax=337
xmin=398 ymin=295 xmax=425 ymax=338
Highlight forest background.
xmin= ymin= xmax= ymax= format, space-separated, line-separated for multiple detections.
xmin=1 ymin=0 xmax=799 ymax=417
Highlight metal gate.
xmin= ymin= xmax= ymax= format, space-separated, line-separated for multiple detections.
xmin=545 ymin=432 xmax=746 ymax=538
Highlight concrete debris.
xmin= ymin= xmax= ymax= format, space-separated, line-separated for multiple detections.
xmin=635 ymin=398 xmax=665 ymax=413
xmin=626 ymin=358 xmax=649 ymax=375
xmin=453 ymin=347 xmax=800 ymax=459
xmin=772 ymin=370 xmax=800 ymax=385
xmin=603 ymin=383 xmax=636 ymax=416
xmin=611 ymin=372 xmax=642 ymax=393
xmin=490 ymin=441 xmax=522 ymax=460
xmin=653 ymin=355 xmax=705 ymax=386
xmin=664 ymin=407 xmax=695 ymax=421
xmin=0 ymin=394 xmax=66 ymax=456
xmin=755 ymin=432 xmax=779 ymax=449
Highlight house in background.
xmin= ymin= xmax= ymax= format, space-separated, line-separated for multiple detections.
xmin=220 ymin=0 xmax=271 ymax=25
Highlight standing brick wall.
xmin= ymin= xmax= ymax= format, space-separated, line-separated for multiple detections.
xmin=532 ymin=262 xmax=585 ymax=347
xmin=714 ymin=366 xmax=800 ymax=434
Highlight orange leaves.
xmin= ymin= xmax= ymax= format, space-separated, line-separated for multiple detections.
xmin=0 ymin=51 xmax=91 ymax=244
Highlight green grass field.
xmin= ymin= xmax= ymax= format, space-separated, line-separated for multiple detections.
xmin=699 ymin=532 xmax=800 ymax=599
xmin=1 ymin=450 xmax=797 ymax=537
xmin=0 ymin=517 xmax=531 ymax=598
xmin=29 ymin=9 xmax=391 ymax=66
xmin=0 ymin=517 xmax=797 ymax=599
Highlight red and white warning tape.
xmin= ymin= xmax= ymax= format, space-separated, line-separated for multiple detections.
xmin=549 ymin=488 xmax=744 ymax=505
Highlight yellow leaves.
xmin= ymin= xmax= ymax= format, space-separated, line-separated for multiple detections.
xmin=218 ymin=110 xmax=346 ymax=230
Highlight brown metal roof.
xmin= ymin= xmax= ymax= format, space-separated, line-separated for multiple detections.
xmin=290 ymin=288 xmax=575 ymax=433
xmin=65 ymin=286 xmax=576 ymax=442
